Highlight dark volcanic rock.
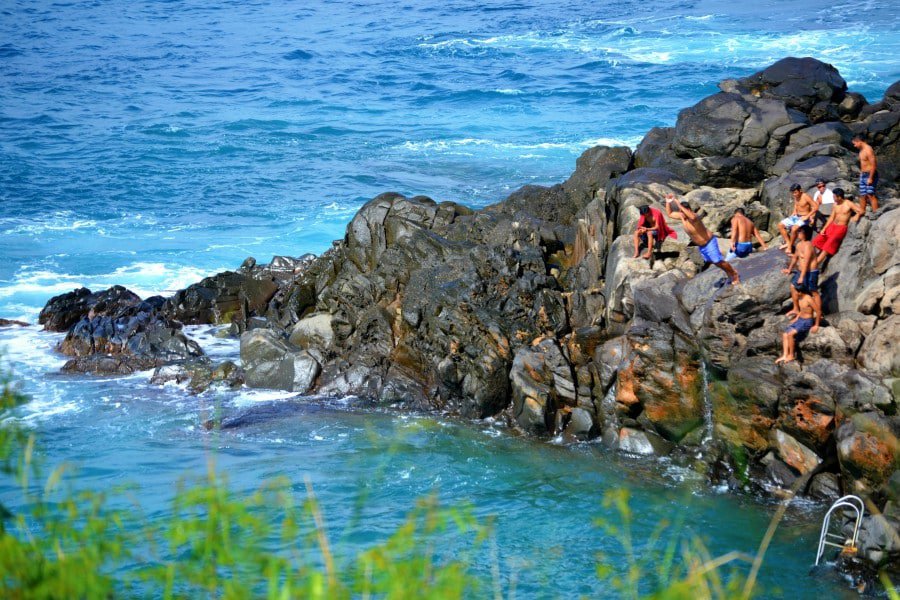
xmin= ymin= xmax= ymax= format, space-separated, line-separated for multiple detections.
xmin=39 ymin=285 xmax=142 ymax=332
xmin=165 ymin=270 xmax=279 ymax=325
xmin=736 ymin=57 xmax=847 ymax=112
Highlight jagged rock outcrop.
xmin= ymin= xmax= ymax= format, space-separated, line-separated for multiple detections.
xmin=39 ymin=285 xmax=142 ymax=332
xmin=38 ymin=57 xmax=900 ymax=577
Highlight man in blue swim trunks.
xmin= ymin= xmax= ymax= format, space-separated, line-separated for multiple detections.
xmin=775 ymin=287 xmax=820 ymax=365
xmin=664 ymin=194 xmax=740 ymax=285
xmin=781 ymin=225 xmax=820 ymax=318
xmin=852 ymin=134 xmax=879 ymax=215
xmin=726 ymin=207 xmax=768 ymax=261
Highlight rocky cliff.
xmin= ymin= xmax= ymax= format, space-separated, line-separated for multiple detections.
xmin=39 ymin=57 xmax=900 ymax=577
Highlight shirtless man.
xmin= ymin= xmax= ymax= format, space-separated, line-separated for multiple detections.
xmin=726 ymin=207 xmax=768 ymax=261
xmin=664 ymin=193 xmax=740 ymax=285
xmin=852 ymin=134 xmax=879 ymax=214
xmin=782 ymin=225 xmax=819 ymax=318
xmin=778 ymin=183 xmax=817 ymax=253
xmin=775 ymin=288 xmax=821 ymax=365
xmin=812 ymin=187 xmax=863 ymax=270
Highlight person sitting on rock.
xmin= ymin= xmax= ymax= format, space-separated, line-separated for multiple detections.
xmin=852 ymin=134 xmax=879 ymax=215
xmin=813 ymin=187 xmax=863 ymax=272
xmin=778 ymin=183 xmax=817 ymax=253
xmin=632 ymin=204 xmax=676 ymax=259
xmin=726 ymin=207 xmax=768 ymax=261
xmin=664 ymin=194 xmax=740 ymax=285
xmin=775 ymin=287 xmax=820 ymax=365
xmin=782 ymin=224 xmax=819 ymax=318
xmin=811 ymin=178 xmax=834 ymax=230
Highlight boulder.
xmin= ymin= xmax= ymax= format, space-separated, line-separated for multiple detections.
xmin=836 ymin=412 xmax=899 ymax=494
xmin=240 ymin=329 xmax=320 ymax=393
xmin=39 ymin=286 xmax=142 ymax=332
xmin=165 ymin=271 xmax=279 ymax=325
xmin=735 ymin=57 xmax=847 ymax=113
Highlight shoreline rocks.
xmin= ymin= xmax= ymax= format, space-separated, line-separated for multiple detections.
xmin=36 ymin=56 xmax=900 ymax=580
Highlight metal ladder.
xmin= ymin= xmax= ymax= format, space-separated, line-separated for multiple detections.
xmin=815 ymin=495 xmax=865 ymax=566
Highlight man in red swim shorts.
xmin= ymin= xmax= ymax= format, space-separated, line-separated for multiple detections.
xmin=813 ymin=187 xmax=863 ymax=270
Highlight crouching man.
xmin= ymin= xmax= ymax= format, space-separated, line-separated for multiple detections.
xmin=776 ymin=288 xmax=821 ymax=365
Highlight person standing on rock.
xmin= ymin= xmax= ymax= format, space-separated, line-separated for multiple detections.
xmin=811 ymin=178 xmax=834 ymax=230
xmin=632 ymin=205 xmax=676 ymax=259
xmin=726 ymin=207 xmax=768 ymax=261
xmin=812 ymin=187 xmax=863 ymax=271
xmin=782 ymin=225 xmax=819 ymax=318
xmin=777 ymin=184 xmax=817 ymax=253
xmin=852 ymin=134 xmax=879 ymax=215
xmin=664 ymin=194 xmax=740 ymax=285
xmin=775 ymin=287 xmax=820 ymax=365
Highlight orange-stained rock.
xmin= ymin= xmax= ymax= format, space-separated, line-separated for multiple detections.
xmin=837 ymin=412 xmax=900 ymax=493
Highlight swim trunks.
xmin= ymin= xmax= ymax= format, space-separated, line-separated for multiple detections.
xmin=726 ymin=241 xmax=753 ymax=261
xmin=812 ymin=223 xmax=849 ymax=256
xmin=781 ymin=214 xmax=808 ymax=229
xmin=791 ymin=269 xmax=820 ymax=293
xmin=859 ymin=171 xmax=879 ymax=196
xmin=786 ymin=317 xmax=815 ymax=336
xmin=698 ymin=236 xmax=724 ymax=264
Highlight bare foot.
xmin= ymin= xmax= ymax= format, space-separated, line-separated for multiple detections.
xmin=782 ymin=356 xmax=795 ymax=364
xmin=778 ymin=243 xmax=788 ymax=250
xmin=775 ymin=356 xmax=786 ymax=364
xmin=632 ymin=251 xmax=640 ymax=258
xmin=730 ymin=275 xmax=741 ymax=286
xmin=641 ymin=251 xmax=652 ymax=259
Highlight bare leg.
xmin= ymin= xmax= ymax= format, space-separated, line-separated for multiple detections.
xmin=633 ymin=231 xmax=641 ymax=258
xmin=870 ymin=194 xmax=879 ymax=212
xmin=642 ymin=234 xmax=655 ymax=259
xmin=784 ymin=331 xmax=797 ymax=362
xmin=778 ymin=223 xmax=790 ymax=248
xmin=787 ymin=226 xmax=799 ymax=253
xmin=776 ymin=332 xmax=790 ymax=363
xmin=787 ymin=286 xmax=799 ymax=317
xmin=715 ymin=260 xmax=740 ymax=285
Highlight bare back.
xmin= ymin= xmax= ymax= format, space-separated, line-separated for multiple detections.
xmin=679 ymin=211 xmax=712 ymax=246
xmin=732 ymin=214 xmax=755 ymax=243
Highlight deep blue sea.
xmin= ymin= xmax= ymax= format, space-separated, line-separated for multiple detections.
xmin=2 ymin=0 xmax=899 ymax=596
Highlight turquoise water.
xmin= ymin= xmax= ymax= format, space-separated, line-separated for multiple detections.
xmin=2 ymin=0 xmax=899 ymax=595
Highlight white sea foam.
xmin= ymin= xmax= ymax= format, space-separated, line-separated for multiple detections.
xmin=401 ymin=135 xmax=643 ymax=154
xmin=232 ymin=389 xmax=301 ymax=408
xmin=0 ymin=262 xmax=219 ymax=321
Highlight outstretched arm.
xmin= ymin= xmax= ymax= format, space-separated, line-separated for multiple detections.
xmin=753 ymin=226 xmax=768 ymax=250
xmin=730 ymin=217 xmax=738 ymax=250
xmin=664 ymin=196 xmax=683 ymax=221
xmin=782 ymin=252 xmax=798 ymax=274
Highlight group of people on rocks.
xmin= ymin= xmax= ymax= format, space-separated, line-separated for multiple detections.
xmin=631 ymin=134 xmax=881 ymax=365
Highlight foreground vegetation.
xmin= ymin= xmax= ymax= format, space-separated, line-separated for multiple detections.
xmin=0 ymin=368 xmax=859 ymax=599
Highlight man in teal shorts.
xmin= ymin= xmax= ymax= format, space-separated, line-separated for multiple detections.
xmin=664 ymin=194 xmax=740 ymax=285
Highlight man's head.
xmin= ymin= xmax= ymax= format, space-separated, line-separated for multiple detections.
xmin=734 ymin=207 xmax=746 ymax=216
xmin=797 ymin=224 xmax=814 ymax=241
xmin=790 ymin=183 xmax=802 ymax=197
xmin=638 ymin=205 xmax=651 ymax=216
xmin=815 ymin=178 xmax=827 ymax=192
xmin=852 ymin=134 xmax=866 ymax=149
xmin=833 ymin=187 xmax=846 ymax=203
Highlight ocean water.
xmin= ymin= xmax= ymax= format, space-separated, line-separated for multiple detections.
xmin=1 ymin=0 xmax=899 ymax=595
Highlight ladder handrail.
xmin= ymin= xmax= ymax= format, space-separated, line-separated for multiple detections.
xmin=815 ymin=496 xmax=865 ymax=566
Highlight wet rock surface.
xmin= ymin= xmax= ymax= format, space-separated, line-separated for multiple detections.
xmin=39 ymin=57 xmax=900 ymax=577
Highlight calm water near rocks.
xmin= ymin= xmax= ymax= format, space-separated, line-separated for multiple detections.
xmin=2 ymin=0 xmax=899 ymax=596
